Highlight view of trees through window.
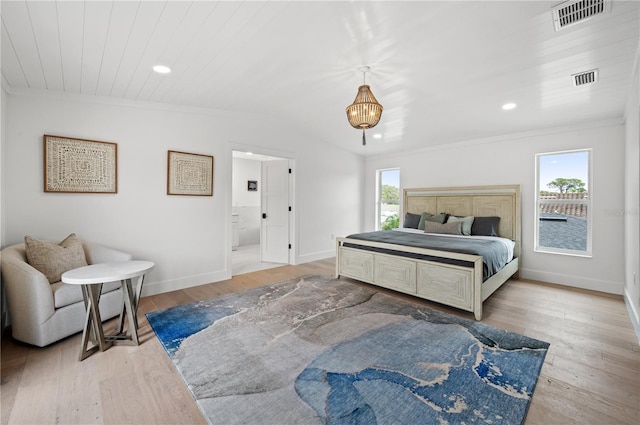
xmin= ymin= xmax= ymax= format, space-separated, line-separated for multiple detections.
xmin=536 ymin=150 xmax=591 ymax=255
xmin=377 ymin=169 xmax=400 ymax=230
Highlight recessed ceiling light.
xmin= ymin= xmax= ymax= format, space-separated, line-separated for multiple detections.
xmin=246 ymin=152 xmax=253 ymax=155
xmin=153 ymin=65 xmax=171 ymax=74
xmin=502 ymin=102 xmax=517 ymax=110
xmin=373 ymin=133 xmax=382 ymax=139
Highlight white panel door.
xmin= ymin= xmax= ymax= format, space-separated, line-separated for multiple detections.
xmin=261 ymin=160 xmax=289 ymax=263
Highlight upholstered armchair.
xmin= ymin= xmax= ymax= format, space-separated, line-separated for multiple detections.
xmin=1 ymin=239 xmax=132 ymax=347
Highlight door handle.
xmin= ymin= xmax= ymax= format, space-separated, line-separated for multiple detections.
xmin=262 ymin=213 xmax=267 ymax=219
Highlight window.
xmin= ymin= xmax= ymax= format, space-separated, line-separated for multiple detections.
xmin=535 ymin=149 xmax=592 ymax=256
xmin=376 ymin=168 xmax=400 ymax=230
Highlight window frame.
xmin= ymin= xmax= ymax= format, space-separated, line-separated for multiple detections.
xmin=375 ymin=168 xmax=400 ymax=231
xmin=534 ymin=148 xmax=593 ymax=257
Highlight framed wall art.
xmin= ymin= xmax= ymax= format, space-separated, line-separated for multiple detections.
xmin=248 ymin=180 xmax=258 ymax=191
xmin=44 ymin=135 xmax=118 ymax=193
xmin=167 ymin=150 xmax=214 ymax=196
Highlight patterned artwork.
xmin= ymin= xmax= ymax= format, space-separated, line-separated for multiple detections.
xmin=44 ymin=135 xmax=117 ymax=193
xmin=167 ymin=150 xmax=214 ymax=196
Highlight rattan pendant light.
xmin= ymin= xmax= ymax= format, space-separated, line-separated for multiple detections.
xmin=346 ymin=66 xmax=383 ymax=146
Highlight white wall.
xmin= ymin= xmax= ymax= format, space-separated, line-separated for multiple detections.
xmin=1 ymin=85 xmax=5 ymax=247
xmin=1 ymin=85 xmax=6 ymax=329
xmin=232 ymin=157 xmax=261 ymax=245
xmin=365 ymin=121 xmax=626 ymax=295
xmin=2 ymin=90 xmax=363 ymax=295
xmin=232 ymin=157 xmax=261 ymax=208
xmin=624 ymin=50 xmax=640 ymax=337
xmin=295 ymin=141 xmax=367 ymax=262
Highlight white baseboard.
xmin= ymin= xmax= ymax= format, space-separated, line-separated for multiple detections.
xmin=624 ymin=289 xmax=640 ymax=344
xmin=519 ymin=268 xmax=624 ymax=295
xmin=295 ymin=250 xmax=335 ymax=264
xmin=142 ymin=269 xmax=230 ymax=297
xmin=141 ymin=250 xmax=336 ymax=297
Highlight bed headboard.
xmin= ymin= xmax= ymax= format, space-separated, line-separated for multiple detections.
xmin=403 ymin=185 xmax=521 ymax=243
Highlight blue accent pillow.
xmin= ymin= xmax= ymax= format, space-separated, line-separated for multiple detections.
xmin=471 ymin=216 xmax=501 ymax=236
xmin=403 ymin=212 xmax=421 ymax=229
xmin=447 ymin=215 xmax=475 ymax=236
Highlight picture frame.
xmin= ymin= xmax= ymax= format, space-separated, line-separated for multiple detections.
xmin=44 ymin=135 xmax=118 ymax=193
xmin=167 ymin=150 xmax=214 ymax=196
xmin=248 ymin=180 xmax=258 ymax=191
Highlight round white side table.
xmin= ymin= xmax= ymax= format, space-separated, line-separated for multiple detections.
xmin=62 ymin=260 xmax=154 ymax=361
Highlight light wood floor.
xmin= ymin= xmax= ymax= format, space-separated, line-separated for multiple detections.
xmin=2 ymin=258 xmax=639 ymax=425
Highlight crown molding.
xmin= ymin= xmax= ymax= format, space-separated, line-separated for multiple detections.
xmin=365 ymin=117 xmax=625 ymax=162
xmin=2 ymin=85 xmax=271 ymax=120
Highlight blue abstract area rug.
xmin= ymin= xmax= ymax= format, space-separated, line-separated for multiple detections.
xmin=146 ymin=274 xmax=549 ymax=425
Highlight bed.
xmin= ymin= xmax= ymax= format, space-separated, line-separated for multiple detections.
xmin=335 ymin=185 xmax=521 ymax=320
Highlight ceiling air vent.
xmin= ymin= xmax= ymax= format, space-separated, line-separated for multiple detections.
xmin=552 ymin=0 xmax=610 ymax=31
xmin=572 ymin=69 xmax=598 ymax=87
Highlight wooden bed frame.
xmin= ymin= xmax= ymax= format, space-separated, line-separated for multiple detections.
xmin=335 ymin=185 xmax=520 ymax=320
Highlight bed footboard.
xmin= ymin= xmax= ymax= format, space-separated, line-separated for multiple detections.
xmin=336 ymin=237 xmax=518 ymax=320
xmin=336 ymin=238 xmax=489 ymax=318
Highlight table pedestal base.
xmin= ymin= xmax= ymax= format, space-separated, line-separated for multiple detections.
xmin=110 ymin=274 xmax=145 ymax=346
xmin=79 ymin=283 xmax=112 ymax=361
xmin=78 ymin=274 xmax=146 ymax=360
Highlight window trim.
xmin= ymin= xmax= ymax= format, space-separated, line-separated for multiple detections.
xmin=375 ymin=168 xmax=400 ymax=231
xmin=534 ymin=148 xmax=592 ymax=257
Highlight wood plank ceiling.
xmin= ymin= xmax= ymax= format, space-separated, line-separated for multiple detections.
xmin=1 ymin=1 xmax=638 ymax=156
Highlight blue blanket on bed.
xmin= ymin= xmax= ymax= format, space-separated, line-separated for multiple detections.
xmin=345 ymin=231 xmax=510 ymax=280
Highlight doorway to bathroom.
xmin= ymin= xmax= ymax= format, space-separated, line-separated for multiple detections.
xmin=231 ymin=150 xmax=291 ymax=275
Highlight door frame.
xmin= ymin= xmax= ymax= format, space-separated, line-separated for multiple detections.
xmin=227 ymin=142 xmax=296 ymax=276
